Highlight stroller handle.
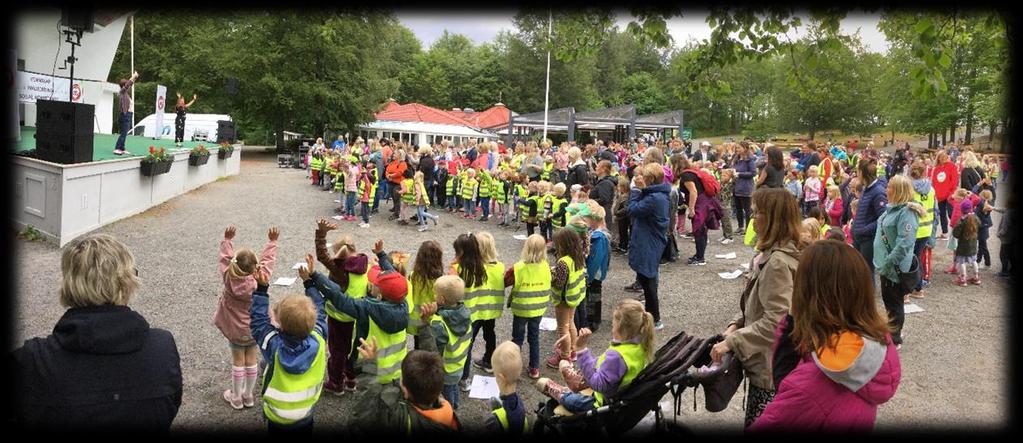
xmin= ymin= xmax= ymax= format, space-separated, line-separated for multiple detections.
xmin=672 ymin=352 xmax=734 ymax=387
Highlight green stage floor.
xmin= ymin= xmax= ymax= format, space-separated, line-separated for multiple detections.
xmin=12 ymin=127 xmax=222 ymax=162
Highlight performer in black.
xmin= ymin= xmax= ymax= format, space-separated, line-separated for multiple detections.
xmin=174 ymin=92 xmax=197 ymax=146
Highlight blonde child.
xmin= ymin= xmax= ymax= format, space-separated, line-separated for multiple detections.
xmin=252 ymin=259 xmax=326 ymax=432
xmin=803 ymin=165 xmax=822 ymax=216
xmin=824 ymin=184 xmax=843 ymax=227
xmin=344 ymin=158 xmax=360 ymax=221
xmin=408 ymin=241 xmax=445 ymax=349
xmin=505 ymin=234 xmax=551 ymax=378
xmin=537 ymin=181 xmax=555 ymax=243
xmin=414 ymin=171 xmax=440 ymax=232
xmin=401 ymin=171 xmax=416 ymax=223
xmin=550 ymin=182 xmax=570 ymax=232
xmin=214 ymin=225 xmax=278 ymax=409
xmin=546 ymin=228 xmax=587 ymax=369
xmin=952 ymin=200 xmax=982 ymax=286
xmin=461 ymin=168 xmax=479 ymax=219
xmin=536 ymin=299 xmax=655 ymax=413
xmin=494 ymin=170 xmax=511 ymax=226
xmin=418 ymin=275 xmax=471 ymax=410
xmin=522 ymin=181 xmax=541 ymax=236
xmin=801 ymin=217 xmax=823 ymax=243
xmin=485 ymin=341 xmax=529 ymax=435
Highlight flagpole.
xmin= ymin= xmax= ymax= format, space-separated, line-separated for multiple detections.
xmin=130 ymin=14 xmax=135 ymax=127
xmin=542 ymin=9 xmax=551 ymax=142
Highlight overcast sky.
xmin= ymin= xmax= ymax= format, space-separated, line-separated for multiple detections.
xmin=396 ymin=10 xmax=890 ymax=53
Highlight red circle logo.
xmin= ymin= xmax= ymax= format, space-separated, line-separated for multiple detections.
xmin=71 ymin=83 xmax=82 ymax=101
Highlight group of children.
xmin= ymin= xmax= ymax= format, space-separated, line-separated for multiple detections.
xmin=209 ymin=196 xmax=637 ymax=433
xmin=307 ymin=145 xmax=380 ymax=228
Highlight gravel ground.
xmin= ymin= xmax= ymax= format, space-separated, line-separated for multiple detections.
xmin=13 ymin=150 xmax=1010 ymax=433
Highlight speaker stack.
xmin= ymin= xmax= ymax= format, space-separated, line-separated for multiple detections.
xmin=217 ymin=120 xmax=236 ymax=144
xmin=34 ymin=100 xmax=95 ymax=164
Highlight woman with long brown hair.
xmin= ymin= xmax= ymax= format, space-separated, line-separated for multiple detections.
xmin=748 ymin=240 xmax=900 ymax=431
xmin=711 ymin=187 xmax=804 ymax=428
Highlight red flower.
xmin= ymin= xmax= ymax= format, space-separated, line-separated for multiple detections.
xmin=149 ymin=146 xmax=156 ymax=154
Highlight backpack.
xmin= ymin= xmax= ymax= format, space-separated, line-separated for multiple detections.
xmin=684 ymin=168 xmax=721 ymax=197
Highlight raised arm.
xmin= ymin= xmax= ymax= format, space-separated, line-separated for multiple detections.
xmin=219 ymin=225 xmax=237 ymax=276
xmin=259 ymin=226 xmax=279 ymax=275
xmin=250 ymin=270 xmax=280 ymax=362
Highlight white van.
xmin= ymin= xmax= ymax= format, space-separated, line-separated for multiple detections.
xmin=130 ymin=113 xmax=233 ymax=142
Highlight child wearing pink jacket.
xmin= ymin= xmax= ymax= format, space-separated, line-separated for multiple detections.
xmin=213 ymin=225 xmax=278 ymax=409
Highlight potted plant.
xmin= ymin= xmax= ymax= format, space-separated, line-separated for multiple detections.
xmin=217 ymin=141 xmax=235 ymax=159
xmin=140 ymin=146 xmax=174 ymax=176
xmin=188 ymin=144 xmax=210 ymax=166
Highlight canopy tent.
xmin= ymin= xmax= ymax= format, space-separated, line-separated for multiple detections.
xmin=495 ymin=105 xmax=683 ymax=146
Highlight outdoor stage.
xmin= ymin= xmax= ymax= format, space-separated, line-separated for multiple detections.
xmin=11 ymin=127 xmax=240 ymax=246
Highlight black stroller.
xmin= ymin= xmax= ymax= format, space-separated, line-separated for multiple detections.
xmin=533 ymin=330 xmax=740 ymax=437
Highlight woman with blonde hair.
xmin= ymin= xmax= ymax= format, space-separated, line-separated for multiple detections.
xmin=13 ymin=234 xmax=183 ymax=429
xmin=566 ymin=146 xmax=590 ymax=189
xmin=872 ymin=174 xmax=925 ymax=348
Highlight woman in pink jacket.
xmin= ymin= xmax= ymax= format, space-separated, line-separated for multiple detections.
xmin=213 ymin=225 xmax=278 ymax=409
xmin=749 ymin=240 xmax=900 ymax=432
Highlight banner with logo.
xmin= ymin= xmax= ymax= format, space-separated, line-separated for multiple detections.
xmin=154 ymin=85 xmax=166 ymax=139
xmin=16 ymin=71 xmax=83 ymax=104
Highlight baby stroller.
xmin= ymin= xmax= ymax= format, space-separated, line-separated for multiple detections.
xmin=533 ymin=330 xmax=740 ymax=437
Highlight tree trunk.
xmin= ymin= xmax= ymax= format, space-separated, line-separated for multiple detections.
xmin=965 ymin=114 xmax=973 ymax=146
xmin=928 ymin=132 xmax=934 ymax=149
xmin=891 ymin=128 xmax=895 ymax=145
xmin=808 ymin=128 xmax=815 ymax=141
xmin=941 ymin=130 xmax=946 ymax=146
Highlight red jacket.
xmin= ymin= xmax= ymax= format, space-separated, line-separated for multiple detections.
xmin=931 ymin=161 xmax=959 ymax=202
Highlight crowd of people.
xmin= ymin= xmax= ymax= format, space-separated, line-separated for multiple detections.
xmin=12 ymin=132 xmax=1012 ymax=433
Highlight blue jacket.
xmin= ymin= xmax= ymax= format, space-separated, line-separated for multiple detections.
xmin=251 ymin=282 xmax=327 ymax=380
xmin=587 ymin=229 xmax=610 ymax=282
xmin=311 ymin=272 xmax=409 ymax=343
xmin=733 ymin=156 xmax=757 ymax=197
xmin=628 ymin=182 xmax=670 ymax=279
xmin=795 ymin=151 xmax=820 ymax=172
xmin=853 ymin=178 xmax=888 ymax=239
xmin=872 ymin=204 xmax=919 ymax=284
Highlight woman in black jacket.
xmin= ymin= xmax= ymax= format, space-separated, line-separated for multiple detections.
xmin=566 ymin=146 xmax=590 ymax=189
xmin=13 ymin=234 xmax=182 ymax=431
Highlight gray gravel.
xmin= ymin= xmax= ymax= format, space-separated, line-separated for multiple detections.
xmin=13 ymin=151 xmax=1009 ymax=433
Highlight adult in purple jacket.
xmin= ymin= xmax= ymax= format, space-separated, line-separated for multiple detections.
xmin=749 ymin=240 xmax=900 ymax=432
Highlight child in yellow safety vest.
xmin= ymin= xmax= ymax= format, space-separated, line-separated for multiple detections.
xmin=485 ymin=341 xmax=529 ymax=435
xmin=503 ymin=234 xmax=551 ymax=379
xmin=461 ymin=168 xmax=479 ymax=219
xmin=535 ymin=299 xmax=654 ymax=413
xmin=546 ymin=228 xmax=587 ymax=369
xmin=416 ymin=275 xmax=471 ymax=410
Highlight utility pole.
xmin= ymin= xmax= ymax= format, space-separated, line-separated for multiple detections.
xmin=542 ymin=9 xmax=552 ymax=142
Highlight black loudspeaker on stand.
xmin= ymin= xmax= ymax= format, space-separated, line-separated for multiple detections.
xmin=217 ymin=120 xmax=236 ymax=144
xmin=35 ymin=100 xmax=95 ymax=164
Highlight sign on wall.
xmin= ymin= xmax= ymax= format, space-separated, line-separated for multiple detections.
xmin=154 ymin=85 xmax=166 ymax=140
xmin=16 ymin=71 xmax=83 ymax=104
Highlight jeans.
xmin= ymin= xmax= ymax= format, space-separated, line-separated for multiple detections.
xmin=560 ymin=392 xmax=596 ymax=413
xmin=938 ymin=199 xmax=953 ymax=235
xmin=511 ymin=316 xmax=541 ymax=370
xmin=733 ymin=195 xmax=752 ymax=232
xmin=267 ymin=416 xmax=313 ymax=435
xmin=442 ymin=384 xmax=460 ymax=410
xmin=480 ymin=197 xmax=491 ymax=218
xmin=417 ymin=205 xmax=437 ymax=226
xmin=374 ymin=181 xmax=386 ymax=211
xmin=464 ymin=198 xmax=476 ymax=216
xmin=879 ymin=278 xmax=906 ymax=344
xmin=461 ymin=319 xmax=496 ymax=381
xmin=853 ymin=233 xmax=876 ymax=277
xmin=345 ymin=192 xmax=357 ymax=217
xmin=637 ymin=273 xmax=660 ymax=322
xmin=913 ymin=238 xmax=928 ymax=291
xmin=116 ymin=112 xmax=132 ymax=150
xmin=540 ymin=221 xmax=552 ymax=242
xmin=360 ymin=202 xmax=370 ymax=223
xmin=978 ymin=234 xmax=991 ymax=267
xmin=694 ymin=232 xmax=708 ymax=261
xmin=424 ymin=178 xmax=434 ymax=205
xmin=447 ymin=195 xmax=457 ymax=210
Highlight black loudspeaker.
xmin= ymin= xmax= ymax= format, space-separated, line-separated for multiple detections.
xmin=217 ymin=120 xmax=236 ymax=143
xmin=61 ymin=8 xmax=94 ymax=32
xmin=34 ymin=100 xmax=94 ymax=164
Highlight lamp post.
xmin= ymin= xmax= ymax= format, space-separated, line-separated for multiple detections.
xmin=542 ymin=9 xmax=552 ymax=142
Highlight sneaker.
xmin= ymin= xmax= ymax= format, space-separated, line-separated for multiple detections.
xmin=545 ymin=352 xmax=564 ymax=369
xmin=721 ymin=237 xmax=734 ymax=244
xmin=344 ymin=379 xmax=357 ymax=392
xmin=323 ymin=380 xmax=345 ymax=396
xmin=528 ymin=368 xmax=541 ymax=379
xmin=459 ymin=378 xmax=471 ymax=392
xmin=996 ymin=272 xmax=1011 ymax=278
xmin=687 ymin=257 xmax=706 ymax=266
xmin=473 ymin=358 xmax=494 ymax=373
xmin=955 ymin=277 xmax=969 ymax=287
xmin=535 ymin=377 xmax=571 ymax=400
xmin=418 ymin=225 xmax=428 ymax=232
xmin=623 ymin=282 xmax=642 ymax=292
xmin=681 ymin=233 xmax=693 ymax=239
xmin=113 ymin=149 xmax=125 ymax=155
xmin=559 ymin=360 xmax=589 ymax=392
xmin=241 ymin=393 xmax=255 ymax=408
xmin=968 ymin=277 xmax=981 ymax=285
xmin=359 ymin=223 xmax=370 ymax=228
xmin=480 ymin=216 xmax=490 ymax=222
xmin=223 ymin=389 xmax=243 ymax=410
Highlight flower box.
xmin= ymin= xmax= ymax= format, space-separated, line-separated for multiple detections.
xmin=141 ymin=159 xmax=174 ymax=176
xmin=218 ymin=147 xmax=234 ymax=159
xmin=188 ymin=153 xmax=210 ymax=166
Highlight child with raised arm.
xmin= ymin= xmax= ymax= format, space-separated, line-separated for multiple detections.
xmin=251 ymin=260 xmax=326 ymax=434
xmin=416 ymin=275 xmax=471 ymax=409
xmin=214 ymin=225 xmax=278 ymax=410
xmin=485 ymin=341 xmax=529 ymax=435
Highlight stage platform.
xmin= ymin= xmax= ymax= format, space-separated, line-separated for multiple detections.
xmin=11 ymin=126 xmax=240 ymax=246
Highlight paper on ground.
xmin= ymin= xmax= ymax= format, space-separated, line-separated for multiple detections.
xmin=334 ymin=200 xmax=341 ymax=203
xmin=740 ymin=263 xmax=750 ymax=269
xmin=272 ymin=277 xmax=297 ymax=286
xmin=292 ymin=262 xmax=308 ymax=270
xmin=718 ymin=270 xmax=743 ymax=280
xmin=539 ymin=317 xmax=558 ymax=331
xmin=512 ymin=234 xmax=528 ymax=241
xmin=468 ymin=375 xmax=500 ymax=400
xmin=904 ymin=303 xmax=924 ymax=314
xmin=331 ymin=215 xmax=344 ymax=220
xmin=714 ymin=252 xmax=737 ymax=259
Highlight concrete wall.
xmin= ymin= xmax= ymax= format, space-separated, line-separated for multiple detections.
xmin=12 ymin=148 xmax=241 ymax=246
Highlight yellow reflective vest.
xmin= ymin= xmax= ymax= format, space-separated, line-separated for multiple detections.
xmin=510 ymin=261 xmax=551 ymax=318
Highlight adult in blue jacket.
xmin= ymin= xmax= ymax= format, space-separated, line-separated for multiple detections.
xmin=795 ymin=142 xmax=821 ymax=172
xmin=852 ymin=157 xmax=888 ymax=277
xmin=628 ymin=163 xmax=670 ymax=330
xmin=732 ymin=142 xmax=758 ymax=234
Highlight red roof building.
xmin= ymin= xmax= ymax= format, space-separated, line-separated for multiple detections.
xmin=374 ymin=99 xmax=513 ymax=131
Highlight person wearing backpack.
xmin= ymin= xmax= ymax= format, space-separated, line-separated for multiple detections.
xmin=680 ymin=157 xmax=723 ymax=266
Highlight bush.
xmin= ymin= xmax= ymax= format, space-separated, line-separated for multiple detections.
xmin=19 ymin=225 xmax=45 ymax=242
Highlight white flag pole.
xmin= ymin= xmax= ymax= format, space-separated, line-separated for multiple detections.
xmin=130 ymin=14 xmax=135 ymax=127
xmin=542 ymin=9 xmax=551 ymax=142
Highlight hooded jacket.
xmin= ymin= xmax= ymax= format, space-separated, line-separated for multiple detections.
xmin=912 ymin=178 xmax=939 ymax=247
xmin=873 ymin=203 xmax=920 ymax=284
xmin=351 ymin=381 xmax=461 ymax=436
xmin=251 ymin=282 xmax=328 ymax=400
xmin=931 ymin=160 xmax=959 ymax=202
xmin=311 ymin=270 xmax=409 ymax=344
xmin=733 ymin=156 xmax=757 ymax=197
xmin=852 ymin=177 xmax=888 ymax=239
xmin=417 ymin=302 xmax=472 ymax=385
xmin=315 ymin=228 xmax=370 ymax=288
xmin=13 ymin=305 xmax=182 ymax=430
xmin=213 ymin=238 xmax=277 ymax=345
xmin=748 ymin=315 xmax=900 ymax=432
xmin=628 ymin=182 xmax=670 ymax=279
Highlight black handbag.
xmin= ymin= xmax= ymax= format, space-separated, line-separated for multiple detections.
xmin=898 ymin=254 xmax=921 ymax=293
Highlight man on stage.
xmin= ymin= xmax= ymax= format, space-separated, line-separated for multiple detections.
xmin=114 ymin=71 xmax=139 ymax=155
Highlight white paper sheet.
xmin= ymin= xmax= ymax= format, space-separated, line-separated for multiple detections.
xmin=272 ymin=277 xmax=297 ymax=286
xmin=717 ymin=270 xmax=743 ymax=280
xmin=740 ymin=263 xmax=750 ymax=269
xmin=539 ymin=317 xmax=558 ymax=331
xmin=334 ymin=200 xmax=341 ymax=203
xmin=468 ymin=375 xmax=500 ymax=400
xmin=331 ymin=215 xmax=344 ymax=220
xmin=291 ymin=262 xmax=308 ymax=270
xmin=512 ymin=235 xmax=528 ymax=240
xmin=714 ymin=252 xmax=737 ymax=259
xmin=904 ymin=303 xmax=924 ymax=314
